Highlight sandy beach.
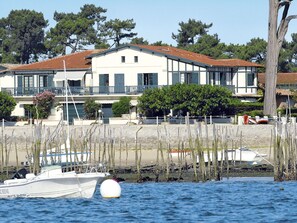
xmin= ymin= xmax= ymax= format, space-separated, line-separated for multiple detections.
xmin=0 ymin=123 xmax=276 ymax=167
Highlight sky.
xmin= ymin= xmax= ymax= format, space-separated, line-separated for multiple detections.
xmin=2 ymin=0 xmax=297 ymax=46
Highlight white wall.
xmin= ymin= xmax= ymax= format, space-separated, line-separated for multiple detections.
xmin=92 ymin=48 xmax=168 ymax=86
xmin=0 ymin=74 xmax=14 ymax=93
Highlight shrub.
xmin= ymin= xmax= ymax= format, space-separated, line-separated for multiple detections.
xmin=0 ymin=91 xmax=16 ymax=119
xmin=84 ymin=98 xmax=101 ymax=119
xmin=234 ymin=102 xmax=264 ymax=115
xmin=33 ymin=91 xmax=55 ymax=119
xmin=112 ymin=97 xmax=131 ymax=117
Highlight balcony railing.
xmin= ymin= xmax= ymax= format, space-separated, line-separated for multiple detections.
xmin=1 ymin=84 xmax=238 ymax=97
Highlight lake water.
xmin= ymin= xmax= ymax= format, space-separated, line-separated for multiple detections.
xmin=1 ymin=177 xmax=296 ymax=222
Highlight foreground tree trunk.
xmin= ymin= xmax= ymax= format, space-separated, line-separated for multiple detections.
xmin=264 ymin=0 xmax=297 ymax=116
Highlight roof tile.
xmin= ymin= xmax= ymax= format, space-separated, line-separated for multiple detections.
xmin=11 ymin=49 xmax=104 ymax=71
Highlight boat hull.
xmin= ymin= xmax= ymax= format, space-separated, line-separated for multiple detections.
xmin=0 ymin=170 xmax=108 ymax=199
xmin=197 ymin=148 xmax=267 ymax=164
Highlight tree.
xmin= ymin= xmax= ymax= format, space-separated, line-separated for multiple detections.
xmin=0 ymin=10 xmax=48 ymax=64
xmin=0 ymin=92 xmax=16 ymax=119
xmin=243 ymin=38 xmax=267 ymax=64
xmin=45 ymin=4 xmax=107 ymax=55
xmin=84 ymin=98 xmax=101 ymax=119
xmin=33 ymin=91 xmax=55 ymax=119
xmin=137 ymin=87 xmax=171 ymax=117
xmin=100 ymin=19 xmax=137 ymax=47
xmin=264 ymin=0 xmax=297 ymax=116
xmin=130 ymin=37 xmax=149 ymax=45
xmin=112 ymin=97 xmax=131 ymax=117
xmin=137 ymin=84 xmax=236 ymax=117
xmin=172 ymin=19 xmax=212 ymax=47
xmin=186 ymin=34 xmax=226 ymax=59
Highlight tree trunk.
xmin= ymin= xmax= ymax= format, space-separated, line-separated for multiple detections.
xmin=264 ymin=0 xmax=279 ymax=116
xmin=264 ymin=0 xmax=296 ymax=116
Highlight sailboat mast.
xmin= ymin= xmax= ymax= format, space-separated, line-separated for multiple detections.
xmin=63 ymin=60 xmax=70 ymax=139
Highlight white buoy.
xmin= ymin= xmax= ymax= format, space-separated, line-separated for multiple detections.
xmin=100 ymin=179 xmax=121 ymax=198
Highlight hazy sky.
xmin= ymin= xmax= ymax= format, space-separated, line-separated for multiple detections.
xmin=2 ymin=0 xmax=297 ymax=46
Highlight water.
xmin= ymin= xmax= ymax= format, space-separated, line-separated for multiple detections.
xmin=1 ymin=177 xmax=297 ymax=222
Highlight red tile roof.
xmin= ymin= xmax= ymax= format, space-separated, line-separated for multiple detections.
xmin=11 ymin=49 xmax=104 ymax=71
xmin=130 ymin=44 xmax=262 ymax=67
xmin=258 ymin=73 xmax=297 ymax=84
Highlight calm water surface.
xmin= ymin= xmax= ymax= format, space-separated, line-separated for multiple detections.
xmin=1 ymin=177 xmax=296 ymax=223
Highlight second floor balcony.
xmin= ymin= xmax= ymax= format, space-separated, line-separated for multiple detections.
xmin=1 ymin=84 xmax=237 ymax=97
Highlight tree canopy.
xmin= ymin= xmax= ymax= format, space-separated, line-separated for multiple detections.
xmin=0 ymin=9 xmax=48 ymax=64
xmin=0 ymin=92 xmax=16 ymax=119
xmin=172 ymin=19 xmax=212 ymax=47
xmin=45 ymin=4 xmax=107 ymax=55
xmin=2 ymin=4 xmax=297 ymax=74
xmin=100 ymin=18 xmax=137 ymax=47
xmin=137 ymin=84 xmax=237 ymax=117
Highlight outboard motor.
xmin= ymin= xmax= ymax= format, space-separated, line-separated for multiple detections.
xmin=12 ymin=168 xmax=28 ymax=179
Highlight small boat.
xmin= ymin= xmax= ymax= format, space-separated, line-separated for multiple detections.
xmin=7 ymin=61 xmax=110 ymax=199
xmin=198 ymin=147 xmax=267 ymax=164
xmin=0 ymin=165 xmax=109 ymax=198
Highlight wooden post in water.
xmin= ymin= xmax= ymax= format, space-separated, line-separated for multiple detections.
xmin=212 ymin=124 xmax=220 ymax=181
xmin=135 ymin=127 xmax=143 ymax=182
xmin=274 ymin=122 xmax=284 ymax=181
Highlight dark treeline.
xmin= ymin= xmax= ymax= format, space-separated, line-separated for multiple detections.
xmin=0 ymin=4 xmax=297 ymax=72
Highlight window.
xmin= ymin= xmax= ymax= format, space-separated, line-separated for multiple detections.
xmin=134 ymin=56 xmax=138 ymax=63
xmin=39 ymin=76 xmax=47 ymax=88
xmin=247 ymin=72 xmax=255 ymax=86
xmin=138 ymin=73 xmax=158 ymax=86
xmin=121 ymin=56 xmax=125 ymax=63
xmin=220 ymin=72 xmax=227 ymax=86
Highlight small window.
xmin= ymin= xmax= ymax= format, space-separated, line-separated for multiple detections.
xmin=247 ymin=72 xmax=255 ymax=86
xmin=134 ymin=56 xmax=138 ymax=63
xmin=121 ymin=56 xmax=125 ymax=63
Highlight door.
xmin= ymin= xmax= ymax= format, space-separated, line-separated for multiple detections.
xmin=114 ymin=73 xmax=125 ymax=93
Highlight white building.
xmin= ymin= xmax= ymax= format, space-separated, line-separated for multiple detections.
xmin=0 ymin=44 xmax=262 ymax=123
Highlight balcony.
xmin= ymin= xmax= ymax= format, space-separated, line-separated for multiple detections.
xmin=1 ymin=85 xmax=161 ymax=97
xmin=1 ymin=84 xmax=238 ymax=97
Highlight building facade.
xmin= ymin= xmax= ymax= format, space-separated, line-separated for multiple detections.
xmin=0 ymin=44 xmax=262 ymax=123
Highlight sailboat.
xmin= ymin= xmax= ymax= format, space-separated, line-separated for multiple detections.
xmin=0 ymin=61 xmax=109 ymax=198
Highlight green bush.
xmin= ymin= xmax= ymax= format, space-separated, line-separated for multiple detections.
xmin=234 ymin=102 xmax=264 ymax=115
xmin=112 ymin=97 xmax=131 ymax=117
xmin=138 ymin=84 xmax=237 ymax=116
xmin=0 ymin=92 xmax=16 ymax=119
xmin=84 ymin=98 xmax=101 ymax=119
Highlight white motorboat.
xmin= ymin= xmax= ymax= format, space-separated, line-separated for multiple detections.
xmin=0 ymin=165 xmax=109 ymax=198
xmin=198 ymin=147 xmax=267 ymax=164
xmin=6 ymin=61 xmax=110 ymax=199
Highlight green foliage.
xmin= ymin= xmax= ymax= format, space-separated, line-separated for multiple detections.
xmin=84 ymin=98 xmax=101 ymax=119
xmin=33 ymin=91 xmax=55 ymax=119
xmin=0 ymin=92 xmax=16 ymax=119
xmin=130 ymin=37 xmax=149 ymax=45
xmin=138 ymin=84 xmax=237 ymax=116
xmin=185 ymin=34 xmax=227 ymax=59
xmin=45 ymin=4 xmax=107 ymax=55
xmin=172 ymin=19 xmax=212 ymax=47
xmin=100 ymin=18 xmax=137 ymax=47
xmin=234 ymin=102 xmax=264 ymax=115
xmin=112 ymin=97 xmax=131 ymax=117
xmin=0 ymin=9 xmax=48 ymax=64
